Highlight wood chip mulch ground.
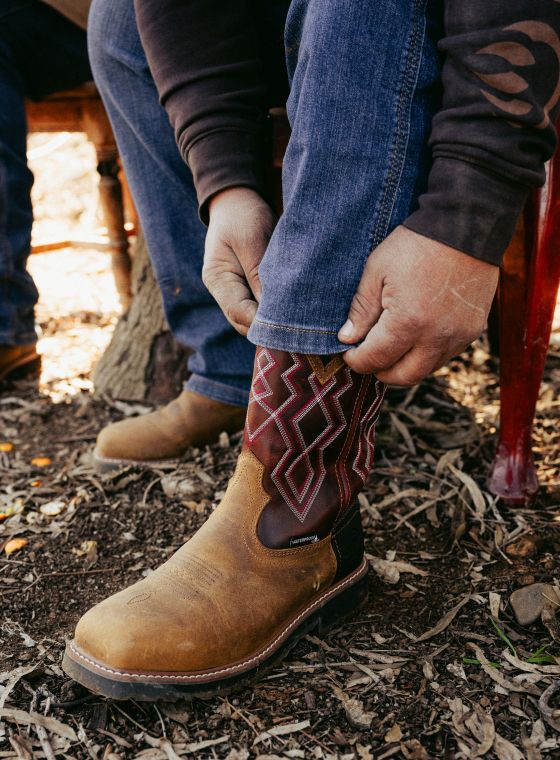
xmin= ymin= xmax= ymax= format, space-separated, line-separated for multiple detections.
xmin=1 ymin=338 xmax=559 ymax=759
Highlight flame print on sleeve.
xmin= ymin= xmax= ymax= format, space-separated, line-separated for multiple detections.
xmin=472 ymin=21 xmax=560 ymax=129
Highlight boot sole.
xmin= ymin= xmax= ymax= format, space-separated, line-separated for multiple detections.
xmin=92 ymin=448 xmax=181 ymax=473
xmin=62 ymin=558 xmax=369 ymax=701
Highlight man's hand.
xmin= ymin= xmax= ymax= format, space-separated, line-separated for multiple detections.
xmin=338 ymin=226 xmax=499 ymax=385
xmin=202 ymin=187 xmax=277 ymax=335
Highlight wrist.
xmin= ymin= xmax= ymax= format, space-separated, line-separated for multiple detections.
xmin=208 ymin=186 xmax=266 ymax=217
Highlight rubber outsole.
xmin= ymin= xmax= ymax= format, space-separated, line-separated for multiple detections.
xmin=62 ymin=560 xmax=369 ymax=701
xmin=92 ymin=448 xmax=181 ymax=474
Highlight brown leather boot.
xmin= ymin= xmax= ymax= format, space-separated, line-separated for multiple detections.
xmin=0 ymin=344 xmax=40 ymax=383
xmin=93 ymin=389 xmax=247 ymax=472
xmin=63 ymin=348 xmax=385 ymax=700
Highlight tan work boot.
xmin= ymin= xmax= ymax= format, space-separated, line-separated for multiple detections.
xmin=0 ymin=344 xmax=40 ymax=383
xmin=93 ymin=389 xmax=246 ymax=472
xmin=64 ymin=349 xmax=385 ymax=700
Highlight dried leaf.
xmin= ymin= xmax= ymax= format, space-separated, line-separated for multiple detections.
xmin=224 ymin=751 xmax=249 ymax=760
xmin=72 ymin=540 xmax=98 ymax=567
xmin=435 ymin=449 xmax=461 ymax=477
xmin=415 ymin=595 xmax=472 ymax=642
xmin=0 ymin=664 xmax=38 ymax=714
xmin=389 ymin=413 xmax=416 ymax=455
xmin=332 ymin=686 xmax=374 ymax=729
xmin=356 ymin=745 xmax=374 ymax=760
xmin=366 ymin=554 xmax=427 ymax=585
xmin=521 ymin=722 xmax=544 ymax=760
xmin=448 ymin=464 xmax=486 ymax=520
xmin=467 ymin=643 xmax=540 ymax=695
xmin=502 ymin=650 xmax=560 ymax=675
xmin=448 ymin=698 xmax=495 ymax=757
xmin=4 ymin=537 xmax=28 ymax=555
xmin=489 ymin=592 xmax=501 ymax=620
xmin=464 ymin=704 xmax=495 ymax=756
xmin=400 ymin=739 xmax=430 ymax=759
xmin=538 ymin=681 xmax=560 ymax=732
xmin=31 ymin=456 xmax=52 ymax=468
xmin=0 ymin=708 xmax=77 ymax=741
xmin=493 ymin=732 xmax=525 ymax=760
xmin=253 ymin=720 xmax=310 ymax=746
xmin=384 ymin=724 xmax=403 ymax=743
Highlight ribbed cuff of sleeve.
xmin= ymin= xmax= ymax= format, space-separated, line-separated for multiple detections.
xmin=403 ymin=157 xmax=531 ymax=266
xmin=183 ymin=130 xmax=269 ymax=224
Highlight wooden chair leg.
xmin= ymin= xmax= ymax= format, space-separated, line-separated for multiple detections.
xmin=96 ymin=151 xmax=132 ymax=309
xmin=488 ymin=152 xmax=560 ymax=505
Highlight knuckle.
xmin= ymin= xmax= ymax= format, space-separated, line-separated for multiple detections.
xmin=201 ymin=266 xmax=214 ymax=289
xmin=383 ymin=365 xmax=427 ymax=387
xmin=403 ymin=371 xmax=426 ymax=386
xmin=246 ymin=263 xmax=261 ymax=284
xmin=345 ymin=352 xmax=374 ymax=376
xmin=349 ymin=291 xmax=376 ymax=322
xmin=398 ymin=311 xmax=424 ymax=334
xmin=225 ymin=304 xmax=243 ymax=325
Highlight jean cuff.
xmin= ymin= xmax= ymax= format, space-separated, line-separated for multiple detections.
xmin=248 ymin=318 xmax=350 ymax=355
xmin=185 ymin=374 xmax=250 ymax=408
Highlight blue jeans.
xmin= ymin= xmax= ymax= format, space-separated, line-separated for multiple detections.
xmin=88 ymin=0 xmax=255 ymax=408
xmin=0 ymin=0 xmax=91 ymax=346
xmin=89 ymin=0 xmax=442 ymax=399
xmin=249 ymin=0 xmax=443 ymax=352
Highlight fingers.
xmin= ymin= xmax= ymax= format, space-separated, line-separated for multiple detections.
xmin=338 ymin=254 xmax=383 ymax=345
xmin=343 ymin=310 xmax=414 ymax=375
xmin=374 ymin=346 xmax=444 ymax=386
xmin=242 ymin=254 xmax=263 ymax=303
xmin=202 ymin=265 xmax=258 ymax=335
xmin=214 ymin=274 xmax=259 ymax=335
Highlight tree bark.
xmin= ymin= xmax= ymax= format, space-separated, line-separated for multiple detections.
xmin=94 ymin=232 xmax=189 ymax=404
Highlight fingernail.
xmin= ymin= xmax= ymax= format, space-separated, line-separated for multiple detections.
xmin=339 ymin=319 xmax=354 ymax=339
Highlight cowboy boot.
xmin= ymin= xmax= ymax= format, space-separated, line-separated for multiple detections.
xmin=63 ymin=348 xmax=385 ymax=700
xmin=93 ymin=389 xmax=246 ymax=472
xmin=0 ymin=344 xmax=40 ymax=383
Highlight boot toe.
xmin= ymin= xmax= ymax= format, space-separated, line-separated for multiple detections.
xmin=94 ymin=417 xmax=165 ymax=463
xmin=72 ymin=581 xmax=225 ymax=674
xmin=94 ymin=420 xmax=126 ymax=460
xmin=74 ymin=590 xmax=149 ymax=672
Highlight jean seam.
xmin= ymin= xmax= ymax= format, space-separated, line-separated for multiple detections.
xmin=367 ymin=0 xmax=428 ymax=251
xmin=253 ymin=318 xmax=338 ymax=336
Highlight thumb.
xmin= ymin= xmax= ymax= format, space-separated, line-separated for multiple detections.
xmin=338 ymin=254 xmax=383 ymax=344
xmin=243 ymin=260 xmax=262 ymax=302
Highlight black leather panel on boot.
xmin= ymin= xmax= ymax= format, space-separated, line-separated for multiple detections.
xmin=331 ymin=502 xmax=364 ymax=583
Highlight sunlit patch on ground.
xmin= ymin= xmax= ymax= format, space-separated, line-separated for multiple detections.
xmin=27 ymin=133 xmax=120 ymax=401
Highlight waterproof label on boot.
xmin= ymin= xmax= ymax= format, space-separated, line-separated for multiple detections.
xmin=289 ymin=534 xmax=319 ymax=548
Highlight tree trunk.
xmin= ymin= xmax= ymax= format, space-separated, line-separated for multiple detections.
xmin=94 ymin=232 xmax=189 ymax=404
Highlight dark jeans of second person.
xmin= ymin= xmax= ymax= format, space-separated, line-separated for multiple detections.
xmin=0 ymin=1 xmax=91 ymax=346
